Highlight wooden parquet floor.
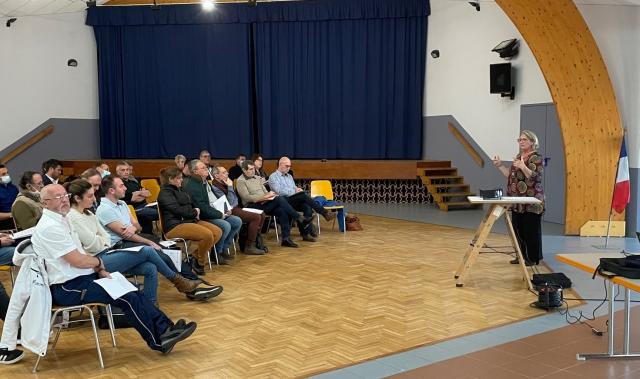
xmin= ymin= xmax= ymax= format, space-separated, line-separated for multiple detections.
xmin=0 ymin=214 xmax=576 ymax=378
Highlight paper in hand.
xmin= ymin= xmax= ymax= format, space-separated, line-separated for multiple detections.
xmin=94 ymin=272 xmax=138 ymax=300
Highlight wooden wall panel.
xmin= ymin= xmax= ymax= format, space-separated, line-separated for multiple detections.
xmin=62 ymin=160 xmax=419 ymax=180
xmin=496 ymin=0 xmax=623 ymax=234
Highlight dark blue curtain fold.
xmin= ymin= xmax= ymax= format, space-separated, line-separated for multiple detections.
xmin=94 ymin=23 xmax=253 ymax=158
xmin=89 ymin=0 xmax=429 ymax=159
xmin=253 ymin=16 xmax=426 ymax=159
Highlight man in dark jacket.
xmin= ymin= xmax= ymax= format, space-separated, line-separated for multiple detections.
xmin=183 ymin=160 xmax=242 ymax=263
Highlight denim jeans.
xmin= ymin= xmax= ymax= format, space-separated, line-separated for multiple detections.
xmin=209 ymin=215 xmax=242 ymax=252
xmin=0 ymin=246 xmax=14 ymax=266
xmin=51 ymin=274 xmax=172 ymax=351
xmin=97 ymin=246 xmax=177 ymax=303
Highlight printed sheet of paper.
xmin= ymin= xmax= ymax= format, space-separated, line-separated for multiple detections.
xmin=94 ymin=272 xmax=138 ymax=300
xmin=242 ymin=208 xmax=264 ymax=214
xmin=162 ymin=249 xmax=182 ymax=271
xmin=212 ymin=195 xmax=232 ymax=214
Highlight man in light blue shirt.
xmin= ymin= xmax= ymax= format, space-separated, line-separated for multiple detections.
xmin=268 ymin=157 xmax=336 ymax=241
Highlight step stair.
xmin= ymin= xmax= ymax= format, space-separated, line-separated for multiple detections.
xmin=417 ymin=161 xmax=480 ymax=211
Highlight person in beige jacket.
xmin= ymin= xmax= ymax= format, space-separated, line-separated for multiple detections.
xmin=11 ymin=171 xmax=44 ymax=230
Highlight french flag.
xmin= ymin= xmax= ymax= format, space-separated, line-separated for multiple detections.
xmin=612 ymin=137 xmax=630 ymax=213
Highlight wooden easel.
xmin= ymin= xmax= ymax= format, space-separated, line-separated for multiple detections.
xmin=454 ymin=197 xmax=542 ymax=291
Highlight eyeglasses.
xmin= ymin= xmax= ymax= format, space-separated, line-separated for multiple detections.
xmin=43 ymin=193 xmax=71 ymax=201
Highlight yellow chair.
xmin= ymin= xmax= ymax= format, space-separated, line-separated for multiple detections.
xmin=140 ymin=179 xmax=161 ymax=203
xmin=0 ymin=265 xmax=15 ymax=287
xmin=127 ymin=205 xmax=139 ymax=224
xmin=310 ymin=180 xmax=346 ymax=235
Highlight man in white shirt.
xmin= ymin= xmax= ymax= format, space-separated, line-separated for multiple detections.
xmin=32 ymin=184 xmax=196 ymax=355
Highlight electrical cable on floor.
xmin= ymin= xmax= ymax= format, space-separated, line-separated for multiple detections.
xmin=557 ymin=278 xmax=610 ymax=335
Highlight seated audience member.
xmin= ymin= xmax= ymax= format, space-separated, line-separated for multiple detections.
xmin=116 ymin=161 xmax=158 ymax=235
xmin=65 ymin=179 xmax=219 ymax=304
xmin=199 ymin=150 xmax=214 ymax=179
xmin=228 ymin=154 xmax=246 ymax=181
xmin=96 ymin=176 xmax=222 ymax=298
xmin=252 ymin=154 xmax=268 ymax=180
xmin=236 ymin=161 xmax=310 ymax=248
xmin=81 ymin=168 xmax=103 ymax=212
xmin=269 ymin=157 xmax=336 ymax=241
xmin=158 ymin=167 xmax=223 ymax=275
xmin=11 ymin=171 xmax=44 ymax=230
xmin=0 ymin=184 xmax=197 ymax=362
xmin=95 ymin=162 xmax=111 ymax=178
xmin=211 ymin=165 xmax=266 ymax=255
xmin=175 ymin=154 xmax=190 ymax=176
xmin=0 ymin=164 xmax=18 ymax=231
xmin=184 ymin=160 xmax=241 ymax=262
xmin=41 ymin=159 xmax=63 ymax=186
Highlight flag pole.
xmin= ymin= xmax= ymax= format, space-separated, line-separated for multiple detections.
xmin=594 ymin=133 xmax=625 ymax=250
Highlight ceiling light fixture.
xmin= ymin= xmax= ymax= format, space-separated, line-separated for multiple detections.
xmin=202 ymin=0 xmax=215 ymax=11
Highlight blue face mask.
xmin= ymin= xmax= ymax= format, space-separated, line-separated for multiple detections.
xmin=0 ymin=175 xmax=11 ymax=185
xmin=101 ymin=171 xmax=111 ymax=178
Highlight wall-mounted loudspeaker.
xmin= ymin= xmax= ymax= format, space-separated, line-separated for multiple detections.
xmin=490 ymin=63 xmax=515 ymax=100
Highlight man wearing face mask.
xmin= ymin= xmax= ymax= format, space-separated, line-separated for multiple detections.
xmin=11 ymin=171 xmax=44 ymax=230
xmin=95 ymin=162 xmax=111 ymax=178
xmin=0 ymin=164 xmax=18 ymax=231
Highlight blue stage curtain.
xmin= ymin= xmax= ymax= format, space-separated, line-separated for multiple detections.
xmin=253 ymin=16 xmax=427 ymax=159
xmin=92 ymin=23 xmax=253 ymax=158
xmin=87 ymin=0 xmax=429 ymax=159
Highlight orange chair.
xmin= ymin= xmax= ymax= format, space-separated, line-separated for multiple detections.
xmin=127 ymin=205 xmax=139 ymax=224
xmin=140 ymin=179 xmax=161 ymax=203
xmin=310 ymin=180 xmax=345 ymax=235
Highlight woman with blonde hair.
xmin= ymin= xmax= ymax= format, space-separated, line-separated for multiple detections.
xmin=492 ymin=130 xmax=544 ymax=266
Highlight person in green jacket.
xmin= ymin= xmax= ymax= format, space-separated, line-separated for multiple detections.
xmin=183 ymin=160 xmax=242 ymax=264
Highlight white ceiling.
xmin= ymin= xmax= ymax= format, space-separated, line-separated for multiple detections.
xmin=2 ymin=0 xmax=640 ymax=18
xmin=0 ymin=0 xmax=111 ymax=17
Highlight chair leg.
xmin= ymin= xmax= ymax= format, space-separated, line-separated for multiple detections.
xmin=51 ymin=326 xmax=63 ymax=350
xmin=210 ymin=246 xmax=217 ymax=268
xmin=343 ymin=213 xmax=347 ymax=234
xmin=316 ymin=214 xmax=321 ymax=236
xmin=32 ymin=354 xmax=43 ymax=373
xmin=105 ymin=305 xmax=117 ymax=347
xmin=232 ymin=240 xmax=237 ymax=256
xmin=274 ymin=216 xmax=279 ymax=242
xmin=87 ymin=307 xmax=105 ymax=369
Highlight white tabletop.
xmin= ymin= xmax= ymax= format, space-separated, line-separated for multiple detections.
xmin=467 ymin=196 xmax=542 ymax=204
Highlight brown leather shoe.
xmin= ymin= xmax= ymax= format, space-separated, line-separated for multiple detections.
xmin=245 ymin=244 xmax=266 ymax=255
xmin=171 ymin=274 xmax=201 ymax=293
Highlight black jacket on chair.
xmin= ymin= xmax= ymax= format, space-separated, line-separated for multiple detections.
xmin=157 ymin=184 xmax=198 ymax=233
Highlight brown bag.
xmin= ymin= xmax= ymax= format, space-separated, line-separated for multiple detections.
xmin=345 ymin=215 xmax=363 ymax=231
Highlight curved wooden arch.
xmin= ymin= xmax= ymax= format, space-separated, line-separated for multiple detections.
xmin=496 ymin=0 xmax=623 ymax=234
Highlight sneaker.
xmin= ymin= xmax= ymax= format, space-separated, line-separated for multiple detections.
xmin=302 ymin=234 xmax=317 ymax=242
xmin=186 ymin=285 xmax=223 ymax=301
xmin=159 ymin=321 xmax=197 ymax=355
xmin=0 ymin=348 xmax=25 ymax=364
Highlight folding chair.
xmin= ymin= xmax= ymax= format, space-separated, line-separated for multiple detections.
xmin=33 ymin=302 xmax=117 ymax=372
xmin=140 ymin=179 xmax=161 ymax=203
xmin=310 ymin=180 xmax=346 ymax=235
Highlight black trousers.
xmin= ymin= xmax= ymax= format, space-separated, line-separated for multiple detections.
xmin=248 ymin=196 xmax=299 ymax=239
xmin=511 ymin=211 xmax=543 ymax=264
xmin=0 ymin=281 xmax=8 ymax=321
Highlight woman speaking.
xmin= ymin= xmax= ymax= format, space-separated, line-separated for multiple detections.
xmin=492 ymin=130 xmax=544 ymax=266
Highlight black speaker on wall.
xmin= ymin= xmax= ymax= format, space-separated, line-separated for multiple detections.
xmin=490 ymin=63 xmax=515 ymax=100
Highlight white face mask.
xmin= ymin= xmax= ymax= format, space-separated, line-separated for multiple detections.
xmin=0 ymin=175 xmax=11 ymax=185
xmin=101 ymin=170 xmax=111 ymax=178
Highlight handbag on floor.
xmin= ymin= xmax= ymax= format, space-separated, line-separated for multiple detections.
xmin=345 ymin=215 xmax=363 ymax=231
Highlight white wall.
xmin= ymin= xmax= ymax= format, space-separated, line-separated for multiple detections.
xmin=0 ymin=12 xmax=98 ymax=152
xmin=424 ymin=0 xmax=552 ymax=161
xmin=424 ymin=0 xmax=640 ymax=169
xmin=577 ymin=4 xmax=640 ymax=168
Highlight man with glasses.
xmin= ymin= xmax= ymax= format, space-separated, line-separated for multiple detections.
xmin=269 ymin=157 xmax=336 ymax=242
xmin=236 ymin=161 xmax=310 ymax=248
xmin=0 ymin=184 xmax=197 ymax=364
xmin=115 ymin=161 xmax=158 ymax=235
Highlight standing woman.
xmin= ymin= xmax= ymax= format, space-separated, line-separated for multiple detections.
xmin=492 ymin=130 xmax=545 ymax=265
